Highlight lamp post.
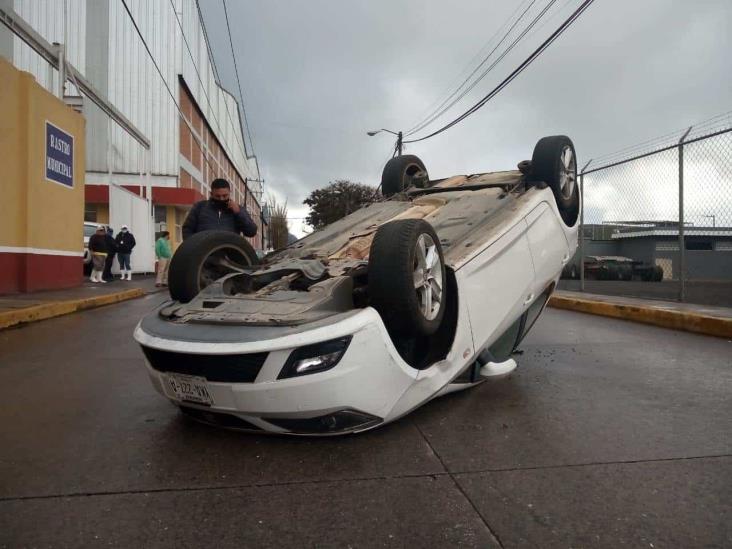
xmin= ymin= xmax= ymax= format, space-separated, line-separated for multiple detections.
xmin=367 ymin=128 xmax=403 ymax=156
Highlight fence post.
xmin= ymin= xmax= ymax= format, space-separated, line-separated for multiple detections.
xmin=579 ymin=159 xmax=592 ymax=292
xmin=678 ymin=127 xmax=692 ymax=302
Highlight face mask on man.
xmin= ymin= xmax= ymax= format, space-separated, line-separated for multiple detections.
xmin=211 ymin=197 xmax=229 ymax=209
xmin=121 ymin=228 xmax=128 ymax=233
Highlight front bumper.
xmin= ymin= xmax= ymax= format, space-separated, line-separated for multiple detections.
xmin=134 ymin=307 xmax=419 ymax=435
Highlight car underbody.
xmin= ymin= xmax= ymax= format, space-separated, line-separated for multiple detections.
xmin=161 ymin=170 xmax=527 ymax=328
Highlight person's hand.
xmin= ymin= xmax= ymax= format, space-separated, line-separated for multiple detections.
xmin=228 ymin=200 xmax=240 ymax=214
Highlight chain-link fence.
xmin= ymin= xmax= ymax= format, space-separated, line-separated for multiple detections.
xmin=559 ymin=112 xmax=732 ymax=306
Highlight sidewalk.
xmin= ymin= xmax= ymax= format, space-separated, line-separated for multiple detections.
xmin=549 ymin=290 xmax=732 ymax=338
xmin=0 ymin=275 xmax=165 ymax=330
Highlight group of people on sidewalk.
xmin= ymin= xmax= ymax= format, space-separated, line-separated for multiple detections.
xmin=87 ymin=225 xmax=137 ymax=283
xmin=86 ymin=177 xmax=257 ymax=286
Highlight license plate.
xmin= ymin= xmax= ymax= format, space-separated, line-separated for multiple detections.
xmin=164 ymin=373 xmax=214 ymax=405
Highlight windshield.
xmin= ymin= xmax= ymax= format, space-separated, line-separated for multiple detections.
xmin=83 ymin=225 xmax=98 ymax=238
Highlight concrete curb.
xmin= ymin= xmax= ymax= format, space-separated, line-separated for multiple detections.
xmin=0 ymin=288 xmax=145 ymax=330
xmin=548 ymin=294 xmax=732 ymax=339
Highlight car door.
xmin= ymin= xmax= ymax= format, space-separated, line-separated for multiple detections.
xmin=459 ymin=218 xmax=536 ymax=354
xmin=525 ymin=201 xmax=570 ymax=294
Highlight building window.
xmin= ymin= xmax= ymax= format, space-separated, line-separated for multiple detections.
xmin=84 ymin=203 xmax=98 ymax=222
xmin=715 ymin=241 xmax=732 ymax=251
xmin=685 ymin=241 xmax=713 ymax=251
xmin=154 ymin=205 xmax=167 ymax=224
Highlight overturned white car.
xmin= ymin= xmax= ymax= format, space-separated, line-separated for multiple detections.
xmin=134 ymin=136 xmax=580 ymax=435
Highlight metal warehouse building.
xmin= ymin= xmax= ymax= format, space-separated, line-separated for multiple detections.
xmin=1 ymin=0 xmax=263 ymax=275
xmin=576 ymin=222 xmax=732 ymax=281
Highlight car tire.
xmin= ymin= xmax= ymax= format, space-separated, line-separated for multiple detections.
xmin=652 ymin=265 xmax=664 ymax=282
xmin=531 ymin=135 xmax=579 ymax=226
xmin=381 ymin=155 xmax=428 ymax=198
xmin=168 ymin=230 xmax=260 ymax=303
xmin=368 ymin=219 xmax=446 ymax=336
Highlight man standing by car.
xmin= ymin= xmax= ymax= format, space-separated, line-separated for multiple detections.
xmin=115 ymin=225 xmax=136 ymax=280
xmin=182 ymin=178 xmax=258 ymax=240
xmin=102 ymin=226 xmax=117 ymax=282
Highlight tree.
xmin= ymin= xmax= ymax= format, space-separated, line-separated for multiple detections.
xmin=266 ymin=194 xmax=290 ymax=250
xmin=303 ymin=180 xmax=380 ymax=230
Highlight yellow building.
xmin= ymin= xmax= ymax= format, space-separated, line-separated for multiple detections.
xmin=0 ymin=58 xmax=85 ymax=292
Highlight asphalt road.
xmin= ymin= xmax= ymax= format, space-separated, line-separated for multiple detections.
xmin=1 ymin=295 xmax=730 ymax=548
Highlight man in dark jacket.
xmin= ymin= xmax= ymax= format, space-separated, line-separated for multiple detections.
xmin=115 ymin=225 xmax=136 ymax=280
xmin=102 ymin=226 xmax=118 ymax=282
xmin=182 ymin=178 xmax=258 ymax=240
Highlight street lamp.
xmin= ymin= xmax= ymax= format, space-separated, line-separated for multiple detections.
xmin=367 ymin=128 xmax=403 ymax=156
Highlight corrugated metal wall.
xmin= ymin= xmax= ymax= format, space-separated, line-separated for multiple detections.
xmin=12 ymin=0 xmax=86 ymax=92
xmin=10 ymin=0 xmax=259 ymax=194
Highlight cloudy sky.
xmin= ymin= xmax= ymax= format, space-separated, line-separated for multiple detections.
xmin=200 ymin=0 xmax=731 ymax=235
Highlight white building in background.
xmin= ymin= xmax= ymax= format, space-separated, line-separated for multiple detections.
xmin=1 ymin=0 xmax=264 ymax=253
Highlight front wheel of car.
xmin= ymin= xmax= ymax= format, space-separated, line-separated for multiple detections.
xmin=168 ymin=231 xmax=260 ymax=303
xmin=368 ymin=219 xmax=446 ymax=336
xmin=531 ymin=135 xmax=579 ymax=226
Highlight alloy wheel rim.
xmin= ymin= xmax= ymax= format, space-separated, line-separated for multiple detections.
xmin=413 ymin=233 xmax=443 ymax=321
xmin=559 ymin=145 xmax=576 ymax=199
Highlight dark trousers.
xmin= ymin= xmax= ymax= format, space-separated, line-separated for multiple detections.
xmin=103 ymin=254 xmax=115 ymax=281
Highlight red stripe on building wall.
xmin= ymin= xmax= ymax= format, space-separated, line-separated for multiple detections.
xmin=85 ymin=184 xmax=109 ymax=203
xmin=0 ymin=252 xmax=82 ymax=294
xmin=84 ymin=184 xmax=204 ymax=206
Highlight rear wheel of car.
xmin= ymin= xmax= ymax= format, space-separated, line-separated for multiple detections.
xmin=381 ymin=155 xmax=429 ymax=198
xmin=531 ymin=135 xmax=579 ymax=226
xmin=368 ymin=219 xmax=446 ymax=336
xmin=168 ymin=230 xmax=260 ymax=303
xmin=652 ymin=265 xmax=664 ymax=281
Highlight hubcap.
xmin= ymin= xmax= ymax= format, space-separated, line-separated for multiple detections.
xmin=413 ymin=233 xmax=443 ymax=321
xmin=558 ymin=145 xmax=576 ymax=199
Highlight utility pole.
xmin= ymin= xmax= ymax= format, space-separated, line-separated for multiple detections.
xmin=678 ymin=126 xmax=692 ymax=302
xmin=579 ymin=159 xmax=592 ymax=292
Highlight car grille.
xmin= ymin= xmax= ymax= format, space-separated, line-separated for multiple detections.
xmin=141 ymin=346 xmax=268 ymax=383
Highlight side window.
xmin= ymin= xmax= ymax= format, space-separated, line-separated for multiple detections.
xmin=517 ymin=286 xmax=553 ymax=343
xmin=487 ymin=284 xmax=554 ymax=361
xmin=487 ymin=317 xmax=522 ymax=362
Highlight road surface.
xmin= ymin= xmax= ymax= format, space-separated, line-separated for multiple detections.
xmin=1 ymin=294 xmax=730 ymax=548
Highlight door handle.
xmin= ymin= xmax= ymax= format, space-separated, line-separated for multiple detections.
xmin=524 ymin=293 xmax=534 ymax=305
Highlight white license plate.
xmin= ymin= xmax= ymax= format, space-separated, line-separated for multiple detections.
xmin=164 ymin=373 xmax=214 ymax=405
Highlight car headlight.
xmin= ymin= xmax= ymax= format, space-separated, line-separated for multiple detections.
xmin=278 ymin=336 xmax=352 ymax=379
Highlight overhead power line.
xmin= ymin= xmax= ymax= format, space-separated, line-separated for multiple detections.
xmin=168 ymin=0 xmax=249 ymax=166
xmin=406 ymin=0 xmax=546 ymax=137
xmin=120 ymin=0 xmax=229 ymax=185
xmin=404 ymin=0 xmax=536 ymax=135
xmin=404 ymin=0 xmax=596 ymax=144
xmin=222 ymin=0 xmax=256 ymax=160
xmin=196 ymin=0 xmax=221 ymax=82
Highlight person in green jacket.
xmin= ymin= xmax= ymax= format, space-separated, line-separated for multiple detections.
xmin=155 ymin=231 xmax=173 ymax=287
